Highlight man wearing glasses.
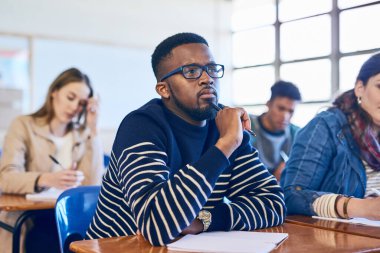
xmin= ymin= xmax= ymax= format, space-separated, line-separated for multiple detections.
xmin=86 ymin=32 xmax=285 ymax=246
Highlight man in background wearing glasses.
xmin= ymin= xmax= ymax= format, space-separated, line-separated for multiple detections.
xmin=86 ymin=32 xmax=285 ymax=246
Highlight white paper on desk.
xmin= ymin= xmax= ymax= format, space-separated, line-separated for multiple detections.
xmin=26 ymin=188 xmax=63 ymax=201
xmin=167 ymin=231 xmax=288 ymax=253
xmin=312 ymin=216 xmax=380 ymax=227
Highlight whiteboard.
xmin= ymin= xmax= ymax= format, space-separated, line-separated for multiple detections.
xmin=32 ymin=39 xmax=158 ymax=129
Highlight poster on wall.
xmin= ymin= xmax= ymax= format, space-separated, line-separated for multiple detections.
xmin=0 ymin=35 xmax=29 ymax=89
xmin=0 ymin=35 xmax=29 ymax=129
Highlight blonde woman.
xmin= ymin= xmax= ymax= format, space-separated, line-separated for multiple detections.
xmin=0 ymin=68 xmax=104 ymax=253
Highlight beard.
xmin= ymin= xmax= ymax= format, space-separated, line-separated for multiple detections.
xmin=168 ymin=84 xmax=217 ymax=121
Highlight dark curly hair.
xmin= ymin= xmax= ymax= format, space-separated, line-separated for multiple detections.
xmin=151 ymin=32 xmax=208 ymax=81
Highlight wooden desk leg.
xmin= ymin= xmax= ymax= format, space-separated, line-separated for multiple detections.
xmin=12 ymin=210 xmax=36 ymax=253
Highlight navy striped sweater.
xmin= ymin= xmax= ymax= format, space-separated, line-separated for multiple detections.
xmin=86 ymin=99 xmax=285 ymax=246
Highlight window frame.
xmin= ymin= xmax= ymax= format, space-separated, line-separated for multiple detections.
xmin=232 ymin=0 xmax=380 ymax=107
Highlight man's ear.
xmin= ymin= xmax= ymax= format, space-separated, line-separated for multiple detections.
xmin=354 ymin=80 xmax=364 ymax=98
xmin=156 ymin=82 xmax=170 ymax=99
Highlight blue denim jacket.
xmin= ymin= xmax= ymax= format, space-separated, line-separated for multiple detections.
xmin=280 ymin=108 xmax=366 ymax=216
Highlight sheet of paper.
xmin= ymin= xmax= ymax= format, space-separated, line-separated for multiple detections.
xmin=167 ymin=231 xmax=288 ymax=253
xmin=26 ymin=188 xmax=63 ymax=201
xmin=312 ymin=216 xmax=380 ymax=227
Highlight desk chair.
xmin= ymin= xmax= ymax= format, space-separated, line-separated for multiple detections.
xmin=103 ymin=153 xmax=111 ymax=168
xmin=55 ymin=186 xmax=100 ymax=253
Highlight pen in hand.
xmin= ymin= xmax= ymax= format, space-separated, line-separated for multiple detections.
xmin=49 ymin=155 xmax=78 ymax=171
xmin=209 ymin=102 xmax=256 ymax=137
xmin=49 ymin=154 xmax=83 ymax=187
xmin=280 ymin=151 xmax=289 ymax=163
xmin=49 ymin=155 xmax=65 ymax=170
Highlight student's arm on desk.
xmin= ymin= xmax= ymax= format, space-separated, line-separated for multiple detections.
xmin=113 ymin=109 xmax=284 ymax=245
xmin=312 ymin=190 xmax=380 ymax=224
xmin=336 ymin=196 xmax=380 ymax=221
xmin=112 ymin=116 xmax=229 ymax=246
xmin=214 ymin=108 xmax=285 ymax=231
xmin=221 ymin=137 xmax=285 ymax=231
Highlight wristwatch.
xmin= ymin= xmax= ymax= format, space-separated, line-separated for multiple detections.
xmin=197 ymin=210 xmax=212 ymax=232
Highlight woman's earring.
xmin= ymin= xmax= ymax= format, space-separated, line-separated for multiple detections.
xmin=357 ymin=96 xmax=362 ymax=105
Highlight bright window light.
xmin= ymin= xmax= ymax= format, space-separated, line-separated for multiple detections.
xmin=232 ymin=66 xmax=275 ymax=105
xmin=232 ymin=0 xmax=275 ymax=31
xmin=338 ymin=0 xmax=378 ymax=9
xmin=231 ymin=0 xmax=380 ymax=106
xmin=279 ymin=0 xmax=331 ymax=22
xmin=291 ymin=103 xmax=330 ymax=127
xmin=233 ymin=27 xmax=275 ymax=67
xmin=340 ymin=5 xmax=380 ymax=53
xmin=339 ymin=53 xmax=374 ymax=93
xmin=280 ymin=15 xmax=331 ymax=61
xmin=280 ymin=59 xmax=331 ymax=102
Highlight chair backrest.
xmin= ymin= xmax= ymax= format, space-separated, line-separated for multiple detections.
xmin=103 ymin=153 xmax=111 ymax=168
xmin=55 ymin=185 xmax=100 ymax=253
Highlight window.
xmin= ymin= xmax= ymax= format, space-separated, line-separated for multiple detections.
xmin=231 ymin=0 xmax=275 ymax=30
xmin=279 ymin=0 xmax=331 ymax=21
xmin=232 ymin=66 xmax=274 ymax=105
xmin=338 ymin=0 xmax=378 ymax=9
xmin=280 ymin=15 xmax=331 ymax=61
xmin=340 ymin=5 xmax=380 ymax=53
xmin=232 ymin=0 xmax=380 ymax=127
xmin=233 ymin=27 xmax=275 ymax=67
xmin=280 ymin=59 xmax=331 ymax=102
xmin=339 ymin=54 xmax=372 ymax=92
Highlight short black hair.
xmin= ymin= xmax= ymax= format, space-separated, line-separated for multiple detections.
xmin=151 ymin=32 xmax=209 ymax=80
xmin=270 ymin=80 xmax=302 ymax=101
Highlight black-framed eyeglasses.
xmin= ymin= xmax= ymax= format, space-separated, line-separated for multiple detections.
xmin=160 ymin=63 xmax=224 ymax=82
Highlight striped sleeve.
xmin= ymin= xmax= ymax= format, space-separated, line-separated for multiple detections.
xmin=212 ymin=143 xmax=286 ymax=231
xmin=118 ymin=140 xmax=229 ymax=246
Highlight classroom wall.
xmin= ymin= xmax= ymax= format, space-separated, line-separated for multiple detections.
xmin=0 ymin=0 xmax=233 ymax=153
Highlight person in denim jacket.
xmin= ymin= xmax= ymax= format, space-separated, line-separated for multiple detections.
xmin=281 ymin=52 xmax=380 ymax=220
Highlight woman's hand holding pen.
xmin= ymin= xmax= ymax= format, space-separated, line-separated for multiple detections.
xmin=37 ymin=162 xmax=85 ymax=190
xmin=214 ymin=106 xmax=251 ymax=158
xmin=85 ymin=95 xmax=100 ymax=137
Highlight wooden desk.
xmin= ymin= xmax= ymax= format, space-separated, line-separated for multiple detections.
xmin=0 ymin=194 xmax=55 ymax=253
xmin=286 ymin=215 xmax=380 ymax=239
xmin=70 ymin=223 xmax=380 ymax=253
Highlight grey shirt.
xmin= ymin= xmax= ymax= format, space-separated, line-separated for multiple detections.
xmin=249 ymin=114 xmax=299 ymax=173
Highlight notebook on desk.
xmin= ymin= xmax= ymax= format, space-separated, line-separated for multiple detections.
xmin=312 ymin=216 xmax=380 ymax=227
xmin=167 ymin=231 xmax=288 ymax=253
xmin=26 ymin=188 xmax=63 ymax=201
